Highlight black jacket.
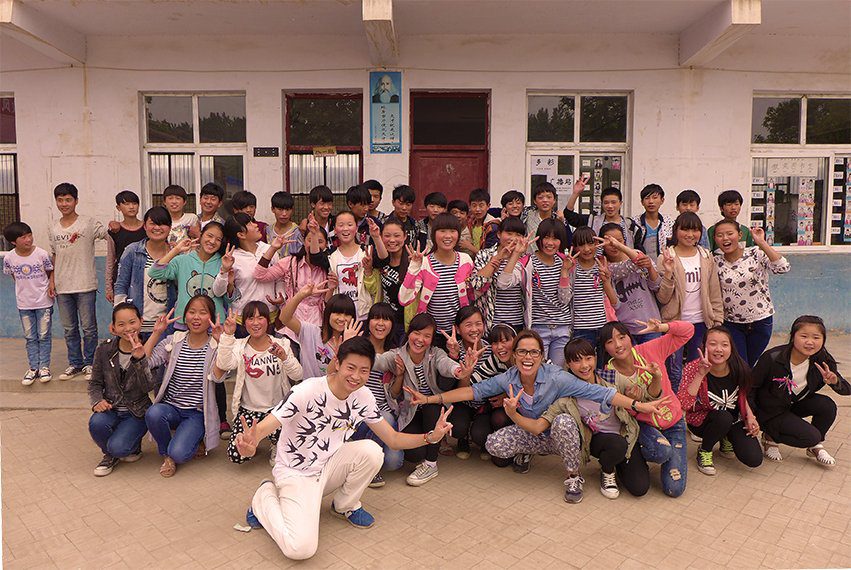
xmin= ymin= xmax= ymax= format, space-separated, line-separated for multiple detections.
xmin=88 ymin=338 xmax=159 ymax=418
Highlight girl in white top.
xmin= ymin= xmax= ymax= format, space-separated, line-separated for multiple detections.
xmin=161 ymin=185 xmax=200 ymax=246
xmin=216 ymin=301 xmax=303 ymax=466
xmin=326 ymin=211 xmax=386 ymax=321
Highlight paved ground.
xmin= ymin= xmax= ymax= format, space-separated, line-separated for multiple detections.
xmin=2 ymin=335 xmax=851 ymax=569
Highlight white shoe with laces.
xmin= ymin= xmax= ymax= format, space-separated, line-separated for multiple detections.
xmin=22 ymin=369 xmax=37 ymax=386
xmin=406 ymin=462 xmax=439 ymax=487
xmin=38 ymin=367 xmax=52 ymax=383
xmin=600 ymin=471 xmax=619 ymax=499
xmin=58 ymin=366 xmax=84 ymax=380
xmin=83 ymin=365 xmax=93 ymax=380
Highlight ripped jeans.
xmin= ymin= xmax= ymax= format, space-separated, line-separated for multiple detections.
xmin=636 ymin=419 xmax=688 ymax=498
xmin=19 ymin=307 xmax=53 ymax=370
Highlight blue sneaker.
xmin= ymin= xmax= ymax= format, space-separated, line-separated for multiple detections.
xmin=331 ymin=502 xmax=375 ymax=529
xmin=246 ymin=507 xmax=263 ymax=529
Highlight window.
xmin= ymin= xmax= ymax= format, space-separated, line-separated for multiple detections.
xmin=285 ymin=93 xmax=363 ymax=220
xmin=752 ymin=95 xmax=851 ymax=145
xmin=143 ymin=93 xmax=247 ymax=210
xmin=0 ymin=96 xmax=17 ymax=251
xmin=412 ymin=94 xmax=488 ymax=147
xmin=526 ymin=93 xmax=630 ymax=215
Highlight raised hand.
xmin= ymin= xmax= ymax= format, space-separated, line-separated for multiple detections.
xmin=93 ymin=399 xmax=113 ymax=412
xmin=210 ymin=313 xmax=225 ymax=343
xmin=636 ymin=319 xmax=665 ymax=335
xmin=635 ymin=361 xmax=663 ymax=382
xmin=751 ymin=226 xmax=767 ymax=245
xmin=661 ymin=247 xmax=675 ymax=275
xmin=403 ymin=385 xmax=429 ymax=406
xmin=634 ymin=395 xmax=672 ymax=416
xmin=432 ymin=405 xmax=455 ymax=439
xmin=307 ymin=213 xmax=320 ymax=235
xmin=266 ymin=292 xmax=286 ymax=306
xmin=174 ymin=238 xmax=198 ymax=255
xmin=440 ymin=326 xmax=461 ymax=359
xmin=695 ymin=347 xmax=712 ymax=376
xmin=223 ymin=308 xmax=237 ymax=336
xmin=517 ymin=234 xmax=539 ymax=253
xmin=366 ymin=217 xmax=381 ymax=240
xmin=221 ymin=244 xmax=236 ymax=272
xmin=405 ymin=242 xmax=425 ymax=265
xmin=326 ymin=271 xmax=339 ymax=292
xmin=562 ymin=250 xmax=579 ymax=274
xmin=572 ymin=175 xmax=588 ymax=195
xmin=297 ymin=280 xmax=331 ymax=298
xmin=362 ymin=245 xmax=374 ymax=275
xmin=234 ymin=416 xmax=258 ymax=457
xmin=596 ymin=255 xmax=612 ymax=283
xmin=126 ymin=331 xmax=146 ymax=359
xmin=268 ymin=341 xmax=289 ymax=361
xmin=152 ymin=308 xmax=178 ymax=337
xmin=342 ymin=319 xmax=362 ymax=342
xmin=502 ymin=384 xmax=525 ymax=417
xmin=814 ymin=361 xmax=838 ymax=385
xmin=270 ymin=233 xmax=287 ymax=251
xmin=456 ymin=345 xmax=483 ymax=380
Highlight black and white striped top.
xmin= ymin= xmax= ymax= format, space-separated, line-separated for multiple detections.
xmin=365 ymin=369 xmax=391 ymax=413
xmin=492 ymin=259 xmax=525 ymax=327
xmin=530 ymin=255 xmax=571 ymax=326
xmin=414 ymin=363 xmax=433 ymax=396
xmin=164 ymin=343 xmax=209 ymax=410
xmin=427 ymin=253 xmax=460 ymax=333
xmin=572 ymin=265 xmax=607 ymax=329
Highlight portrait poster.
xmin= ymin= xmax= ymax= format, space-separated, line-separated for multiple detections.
xmin=369 ymin=71 xmax=402 ymax=154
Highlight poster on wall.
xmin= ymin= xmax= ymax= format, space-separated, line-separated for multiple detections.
xmin=765 ymin=180 xmax=776 ymax=245
xmin=369 ymin=71 xmax=402 ymax=154
xmin=845 ymin=161 xmax=851 ymax=243
xmin=796 ymin=177 xmax=815 ymax=246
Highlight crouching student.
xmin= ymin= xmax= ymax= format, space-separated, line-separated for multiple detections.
xmin=88 ymin=303 xmax=158 ymax=477
xmin=216 ymin=302 xmax=303 ymax=466
xmin=406 ymin=330 xmax=668 ymax=503
xmin=237 ymin=337 xmax=455 ymax=561
xmin=143 ymin=295 xmax=227 ymax=477
xmin=752 ymin=315 xmax=849 ymax=466
xmin=678 ymin=327 xmax=762 ymax=476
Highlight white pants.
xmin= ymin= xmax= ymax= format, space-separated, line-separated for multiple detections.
xmin=251 ymin=439 xmax=383 ymax=560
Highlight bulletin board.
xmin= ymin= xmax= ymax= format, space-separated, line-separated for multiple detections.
xmin=830 ymin=157 xmax=851 ymax=245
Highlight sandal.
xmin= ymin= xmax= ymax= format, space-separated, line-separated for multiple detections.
xmin=806 ymin=445 xmax=835 ymax=466
xmin=762 ymin=435 xmax=783 ymax=462
xmin=159 ymin=456 xmax=176 ymax=478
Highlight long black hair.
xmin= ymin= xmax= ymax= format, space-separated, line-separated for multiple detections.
xmin=702 ymin=326 xmax=751 ymax=394
xmin=321 ymin=294 xmax=357 ymax=343
xmin=365 ymin=302 xmax=397 ymax=352
xmin=789 ymin=315 xmax=830 ymax=363
xmin=381 ymin=218 xmax=410 ymax=277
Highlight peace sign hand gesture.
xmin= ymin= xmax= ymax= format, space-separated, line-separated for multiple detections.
xmin=223 ymin=307 xmax=237 ymax=336
xmin=635 ymin=361 xmax=663 ymax=382
xmin=210 ymin=313 xmax=225 ymax=343
xmin=126 ymin=331 xmax=146 ymax=359
xmin=661 ymin=247 xmax=675 ymax=276
xmin=596 ymin=255 xmax=612 ymax=283
xmin=503 ymin=384 xmax=525 ymax=418
xmin=695 ymin=347 xmax=712 ymax=377
xmin=440 ymin=326 xmax=461 ymax=359
xmin=362 ymin=245 xmax=374 ymax=276
xmin=562 ymin=250 xmax=580 ymax=275
xmin=307 ymin=213 xmax=320 ymax=236
xmin=152 ymin=308 xmax=178 ymax=337
xmin=814 ymin=361 xmax=838 ymax=385
xmin=220 ymin=244 xmax=236 ymax=272
xmin=174 ymin=238 xmax=198 ymax=255
xmin=432 ymin=405 xmax=455 ymax=439
xmin=403 ymin=385 xmax=429 ymax=406
xmin=405 ymin=242 xmax=425 ymax=265
xmin=235 ymin=416 xmax=258 ymax=458
xmin=636 ymin=319 xmax=665 ymax=335
xmin=455 ymin=344 xmax=484 ymax=380
xmin=366 ymin=217 xmax=381 ymax=240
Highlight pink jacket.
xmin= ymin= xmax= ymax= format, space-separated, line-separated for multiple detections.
xmin=254 ymin=256 xmax=325 ymax=331
xmin=399 ymin=251 xmax=475 ymax=314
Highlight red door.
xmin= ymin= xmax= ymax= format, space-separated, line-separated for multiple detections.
xmin=409 ymin=92 xmax=489 ymax=218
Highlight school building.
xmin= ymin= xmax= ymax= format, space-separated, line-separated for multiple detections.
xmin=0 ymin=0 xmax=849 ymax=336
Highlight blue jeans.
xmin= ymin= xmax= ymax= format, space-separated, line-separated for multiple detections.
xmin=56 ymin=291 xmax=98 ymax=367
xmin=19 ymin=307 xmax=53 ymax=369
xmin=666 ymin=322 xmax=705 ymax=392
xmin=725 ymin=316 xmax=773 ymax=368
xmin=89 ymin=410 xmax=148 ymax=458
xmin=532 ymin=324 xmax=571 ymax=368
xmin=638 ymin=419 xmax=687 ymax=498
xmin=145 ymin=403 xmax=205 ymax=464
xmin=352 ymin=409 xmax=404 ymax=472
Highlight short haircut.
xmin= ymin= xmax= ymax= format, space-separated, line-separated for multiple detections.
xmin=53 ymin=182 xmax=78 ymax=200
xmin=536 ymin=218 xmax=569 ymax=251
xmin=532 ymin=182 xmax=556 ymax=201
xmin=337 ymin=336 xmax=377 ymax=368
xmin=3 ymin=221 xmax=31 ymax=244
xmin=162 ymin=184 xmax=187 ymax=200
xmin=487 ymin=324 xmax=516 ymax=344
xmin=498 ymin=216 xmax=526 ymax=236
xmin=448 ymin=199 xmax=469 ymax=213
xmin=670 ymin=212 xmax=704 ymax=245
xmin=271 ymin=191 xmax=294 ymax=210
xmin=600 ymin=187 xmax=622 ymax=202
xmin=572 ymin=226 xmax=597 ymax=247
xmin=599 ymin=321 xmax=633 ymax=353
xmin=115 ymin=190 xmax=140 ymax=205
xmin=241 ymin=300 xmax=271 ymax=324
xmin=231 ymin=190 xmax=257 ymax=210
xmin=564 ymin=338 xmax=596 ymax=363
xmin=640 ymin=184 xmax=665 ymax=200
xmin=500 ymin=190 xmax=525 ymax=208
xmin=713 ymin=218 xmax=740 ymax=234
xmin=408 ymin=313 xmax=438 ymax=336
xmin=513 ymin=329 xmax=544 ymax=353
xmin=112 ymin=301 xmax=141 ymax=323
xmin=309 ymin=185 xmax=334 ymax=205
xmin=469 ymin=188 xmax=490 ymax=204
xmin=362 ymin=179 xmax=383 ymax=194
xmin=184 ymin=293 xmax=216 ymax=320
xmin=392 ymin=185 xmax=416 ymax=204
xmin=430 ymin=212 xmax=462 ymax=248
xmin=345 ymin=184 xmax=371 ymax=206
xmin=200 ymin=182 xmax=225 ymax=200
xmin=143 ymin=206 xmax=172 ymax=227
xmin=598 ymin=222 xmax=624 ymax=239
xmin=717 ymin=189 xmax=744 ymax=208
xmin=424 ymin=192 xmax=448 ymax=208
xmin=676 ymin=189 xmax=701 ymax=206
xmin=454 ymin=305 xmax=483 ymax=327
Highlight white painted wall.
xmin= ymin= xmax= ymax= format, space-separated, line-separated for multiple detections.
xmin=1 ymin=30 xmax=849 ymax=250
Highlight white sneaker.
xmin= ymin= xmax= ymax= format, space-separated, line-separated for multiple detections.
xmin=38 ymin=367 xmax=52 ymax=383
xmin=269 ymin=444 xmax=277 ymax=467
xmin=406 ymin=462 xmax=439 ymax=487
xmin=22 ymin=369 xmax=37 ymax=386
xmin=600 ymin=471 xmax=620 ymax=499
xmin=83 ymin=365 xmax=94 ymax=380
xmin=58 ymin=366 xmax=84 ymax=380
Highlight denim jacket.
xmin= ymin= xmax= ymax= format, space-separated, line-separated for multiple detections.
xmin=471 ymin=363 xmax=616 ymax=419
xmin=114 ymin=239 xmax=177 ymax=317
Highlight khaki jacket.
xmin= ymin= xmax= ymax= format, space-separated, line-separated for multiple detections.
xmin=656 ymin=246 xmax=723 ymax=327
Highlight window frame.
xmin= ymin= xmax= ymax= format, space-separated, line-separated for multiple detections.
xmin=0 ymin=94 xmax=18 ymax=251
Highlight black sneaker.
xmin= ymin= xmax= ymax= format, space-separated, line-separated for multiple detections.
xmin=93 ymin=454 xmax=119 ymax=477
xmin=512 ymin=453 xmax=532 ymax=474
xmin=368 ymin=473 xmax=386 ymax=488
xmin=456 ymin=438 xmax=471 ymax=460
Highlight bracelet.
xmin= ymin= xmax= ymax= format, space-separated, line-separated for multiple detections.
xmin=423 ymin=430 xmax=435 ymax=444
xmin=439 ymin=393 xmax=445 ymax=405
xmin=630 ymin=399 xmax=639 ymax=412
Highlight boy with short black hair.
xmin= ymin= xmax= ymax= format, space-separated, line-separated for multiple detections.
xmin=3 ymin=221 xmax=54 ymax=385
xmin=416 ymin=191 xmax=448 ymax=251
xmin=468 ymin=188 xmax=496 ymax=252
xmin=564 ymin=179 xmax=642 ymax=249
xmin=660 ymin=189 xmax=710 ymax=248
xmin=199 ymin=182 xmax=226 ymax=229
xmin=483 ymin=190 xmax=525 ymax=248
xmin=386 ymin=185 xmax=423 ymax=249
xmin=49 ymin=182 xmax=108 ymax=381
xmin=346 ymin=184 xmax=381 ymax=247
xmin=362 ymin=179 xmax=386 ymax=223
xmin=633 ymin=183 xmax=666 ymax=265
xmin=448 ymin=199 xmax=476 ymax=255
xmin=708 ymin=189 xmax=754 ymax=251
xmin=299 ymin=185 xmax=335 ymax=235
xmin=162 ymin=184 xmax=200 ymax=246
xmin=106 ymin=190 xmax=145 ymax=303
xmin=269 ymin=191 xmax=301 ymax=255
xmin=523 ymin=182 xmax=570 ymax=252
xmin=232 ymin=190 xmax=269 ymax=242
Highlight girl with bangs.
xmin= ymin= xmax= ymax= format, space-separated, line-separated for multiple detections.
xmin=373 ymin=218 xmax=410 ymax=339
xmin=326 ymin=210 xmax=383 ymax=322
xmin=656 ymin=212 xmax=723 ymax=391
xmin=400 ymin=213 xmax=475 ymax=351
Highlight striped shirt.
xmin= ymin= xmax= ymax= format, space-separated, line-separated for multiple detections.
xmin=366 ymin=369 xmax=391 ymax=412
xmin=427 ymin=254 xmax=460 ymax=333
xmin=414 ymin=363 xmax=433 ymax=396
xmin=492 ymin=259 xmax=525 ymax=328
xmin=164 ymin=343 xmax=209 ymax=410
xmin=530 ymin=255 xmax=571 ymax=326
xmin=572 ymin=264 xmax=607 ymax=329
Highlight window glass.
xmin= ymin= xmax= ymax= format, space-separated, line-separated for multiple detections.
xmin=288 ymin=97 xmax=362 ymax=147
xmin=752 ymin=98 xmax=801 ymax=144
xmin=0 ymin=98 xmax=15 ymax=144
xmin=806 ymin=98 xmax=851 ymax=144
xmin=580 ymin=96 xmax=628 ymax=142
xmin=146 ymin=96 xmax=193 ymax=143
xmin=149 ymin=153 xmax=196 ymax=211
xmin=198 ymin=96 xmax=246 ymax=143
xmin=412 ymin=95 xmax=488 ymax=146
xmin=527 ymin=96 xmax=574 ymax=142
xmin=0 ymin=153 xmax=19 ymax=250
xmin=201 ymin=155 xmax=244 ymax=199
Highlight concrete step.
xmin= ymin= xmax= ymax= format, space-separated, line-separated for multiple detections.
xmin=1 ymin=376 xmax=89 ymax=393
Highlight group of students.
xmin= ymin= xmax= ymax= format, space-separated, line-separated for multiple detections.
xmin=2 ymin=178 xmax=848 ymax=562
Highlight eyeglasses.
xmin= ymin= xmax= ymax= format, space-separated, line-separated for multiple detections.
xmin=515 ymin=348 xmax=543 ymax=358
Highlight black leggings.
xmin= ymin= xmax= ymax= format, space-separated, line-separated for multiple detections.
xmin=772 ymin=393 xmax=837 ymax=449
xmin=589 ymin=432 xmax=628 ymax=474
xmin=614 ymin=442 xmax=651 ymax=497
xmin=688 ymin=410 xmax=763 ymax=468
xmin=450 ymin=405 xmax=514 ymax=450
xmin=215 ymin=382 xmax=227 ymax=423
xmin=403 ymin=404 xmax=443 ymax=463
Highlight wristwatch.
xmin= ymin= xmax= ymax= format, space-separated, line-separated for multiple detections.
xmin=631 ymin=400 xmax=639 ymax=412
